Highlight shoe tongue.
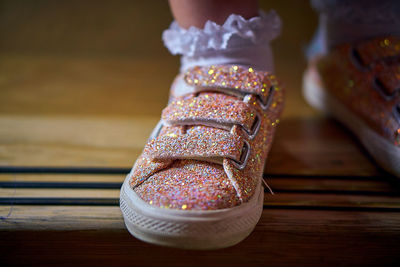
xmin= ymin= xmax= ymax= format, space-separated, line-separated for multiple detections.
xmin=169 ymin=74 xmax=196 ymax=100
xmin=169 ymin=73 xmax=246 ymax=101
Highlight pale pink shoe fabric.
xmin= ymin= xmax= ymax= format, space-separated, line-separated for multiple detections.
xmin=314 ymin=36 xmax=400 ymax=145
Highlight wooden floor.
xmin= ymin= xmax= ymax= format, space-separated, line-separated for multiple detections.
xmin=1 ymin=1 xmax=400 ymax=266
xmin=1 ymin=115 xmax=400 ymax=266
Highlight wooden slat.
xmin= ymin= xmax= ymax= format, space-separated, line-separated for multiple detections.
xmin=1 ymin=209 xmax=399 ymax=266
xmin=0 ymin=188 xmax=118 ymax=198
xmin=0 ymin=174 xmax=125 ymax=182
xmin=268 ymin=176 xmax=400 ymax=194
xmin=1 ymin=195 xmax=399 ymax=212
xmin=1 ymin=188 xmax=400 ymax=206
xmin=2 ymin=174 xmax=398 ymax=194
xmin=1 ymin=188 xmax=399 ymax=229
xmin=265 ymin=193 xmax=400 ymax=210
xmin=3 ymin=182 xmax=395 ymax=196
xmin=266 ymin=118 xmax=382 ymax=176
xmin=0 ymin=206 xmax=123 ymax=230
xmin=0 ymin=115 xmax=385 ymax=176
xmin=2 ymin=205 xmax=400 ymax=230
xmin=0 ymin=166 xmax=129 ymax=174
xmin=0 ymin=115 xmax=154 ymax=167
xmin=0 ymin=55 xmax=174 ymax=118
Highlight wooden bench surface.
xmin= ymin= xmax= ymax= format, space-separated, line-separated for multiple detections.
xmin=1 ymin=98 xmax=400 ymax=265
xmin=1 ymin=1 xmax=400 ymax=263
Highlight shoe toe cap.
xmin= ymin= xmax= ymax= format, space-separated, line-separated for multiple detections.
xmin=133 ymin=160 xmax=241 ymax=210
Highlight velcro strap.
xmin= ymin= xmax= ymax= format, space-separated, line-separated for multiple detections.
xmin=143 ymin=130 xmax=244 ymax=162
xmin=375 ymin=64 xmax=400 ymax=96
xmin=162 ymin=94 xmax=257 ymax=133
xmin=184 ymin=65 xmax=277 ymax=105
xmin=355 ymin=37 xmax=400 ymax=66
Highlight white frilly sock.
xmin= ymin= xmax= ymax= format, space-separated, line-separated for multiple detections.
xmin=162 ymin=10 xmax=281 ymax=72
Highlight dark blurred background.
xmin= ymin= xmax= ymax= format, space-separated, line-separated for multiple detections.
xmin=0 ymin=0 xmax=317 ymax=118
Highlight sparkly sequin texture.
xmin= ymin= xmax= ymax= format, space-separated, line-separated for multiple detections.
xmin=316 ymin=36 xmax=400 ymax=145
xmin=184 ymin=65 xmax=277 ymax=104
xmin=162 ymin=94 xmax=257 ymax=133
xmin=144 ymin=128 xmax=244 ymax=162
xmin=134 ymin=160 xmax=241 ymax=210
xmin=130 ymin=64 xmax=285 ymax=210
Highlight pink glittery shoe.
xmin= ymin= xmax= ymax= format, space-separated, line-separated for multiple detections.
xmin=120 ymin=65 xmax=284 ymax=249
xmin=304 ymin=36 xmax=400 ymax=176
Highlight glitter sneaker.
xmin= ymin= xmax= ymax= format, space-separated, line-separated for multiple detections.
xmin=303 ymin=36 xmax=400 ymax=176
xmin=120 ymin=64 xmax=284 ymax=249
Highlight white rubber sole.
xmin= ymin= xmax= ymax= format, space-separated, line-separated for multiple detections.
xmin=120 ymin=176 xmax=264 ymax=250
xmin=303 ymin=67 xmax=400 ymax=177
